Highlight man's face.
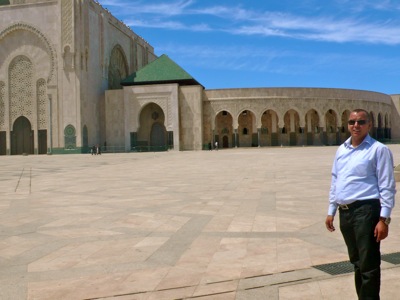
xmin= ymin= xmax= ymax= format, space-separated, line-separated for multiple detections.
xmin=347 ymin=111 xmax=371 ymax=145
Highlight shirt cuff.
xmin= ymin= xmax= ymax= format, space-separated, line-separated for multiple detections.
xmin=328 ymin=203 xmax=338 ymax=216
xmin=380 ymin=207 xmax=392 ymax=218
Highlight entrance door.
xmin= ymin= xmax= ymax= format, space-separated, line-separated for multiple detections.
xmin=38 ymin=130 xmax=47 ymax=154
xmin=11 ymin=116 xmax=34 ymax=155
xmin=0 ymin=131 xmax=6 ymax=155
xmin=223 ymin=135 xmax=229 ymax=148
xmin=150 ymin=122 xmax=166 ymax=150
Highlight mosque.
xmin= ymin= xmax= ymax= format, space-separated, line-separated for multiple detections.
xmin=1 ymin=0 xmax=399 ymax=155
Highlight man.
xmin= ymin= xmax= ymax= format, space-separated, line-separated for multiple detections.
xmin=325 ymin=109 xmax=396 ymax=300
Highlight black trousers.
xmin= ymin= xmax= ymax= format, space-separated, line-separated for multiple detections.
xmin=339 ymin=200 xmax=381 ymax=300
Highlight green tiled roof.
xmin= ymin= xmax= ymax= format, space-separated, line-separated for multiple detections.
xmin=121 ymin=54 xmax=203 ymax=87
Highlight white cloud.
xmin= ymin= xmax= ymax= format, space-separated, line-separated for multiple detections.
xmin=99 ymin=0 xmax=400 ymax=45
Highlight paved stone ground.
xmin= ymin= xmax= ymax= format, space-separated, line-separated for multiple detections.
xmin=1 ymin=146 xmax=400 ymax=300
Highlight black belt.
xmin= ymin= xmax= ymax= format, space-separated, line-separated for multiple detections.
xmin=338 ymin=199 xmax=379 ymax=210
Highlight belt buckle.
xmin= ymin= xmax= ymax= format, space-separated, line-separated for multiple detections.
xmin=340 ymin=204 xmax=349 ymax=210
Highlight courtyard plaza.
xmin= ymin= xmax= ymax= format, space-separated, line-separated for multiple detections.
xmin=1 ymin=146 xmax=400 ymax=300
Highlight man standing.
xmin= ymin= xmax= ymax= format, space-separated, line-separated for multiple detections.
xmin=325 ymin=109 xmax=396 ymax=300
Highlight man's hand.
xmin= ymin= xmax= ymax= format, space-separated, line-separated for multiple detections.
xmin=374 ymin=221 xmax=389 ymax=242
xmin=325 ymin=215 xmax=335 ymax=232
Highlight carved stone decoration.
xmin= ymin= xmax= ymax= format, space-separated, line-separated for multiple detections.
xmin=108 ymin=45 xmax=128 ymax=90
xmin=64 ymin=124 xmax=76 ymax=149
xmin=9 ymin=55 xmax=33 ymax=125
xmin=138 ymin=97 xmax=168 ymax=120
xmin=61 ymin=0 xmax=73 ymax=46
xmin=0 ymin=23 xmax=57 ymax=84
xmin=63 ymin=45 xmax=74 ymax=70
xmin=61 ymin=0 xmax=74 ymax=72
xmin=37 ymin=78 xmax=47 ymax=130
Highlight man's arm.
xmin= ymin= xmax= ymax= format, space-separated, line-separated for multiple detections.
xmin=376 ymin=146 xmax=396 ymax=218
xmin=375 ymin=146 xmax=396 ymax=241
xmin=326 ymin=154 xmax=339 ymax=232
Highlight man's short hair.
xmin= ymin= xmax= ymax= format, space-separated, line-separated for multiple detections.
xmin=351 ymin=109 xmax=370 ymax=121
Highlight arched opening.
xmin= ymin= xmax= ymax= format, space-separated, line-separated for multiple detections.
xmin=384 ymin=114 xmax=390 ymax=139
xmin=305 ymin=109 xmax=320 ymax=145
xmin=260 ymin=110 xmax=279 ymax=146
xmin=377 ymin=113 xmax=383 ymax=141
xmin=108 ymin=45 xmax=129 ymax=90
xmin=238 ymin=110 xmax=256 ymax=147
xmin=136 ymin=103 xmax=167 ymax=151
xmin=215 ymin=110 xmax=233 ymax=148
xmin=340 ymin=110 xmax=351 ymax=144
xmin=283 ymin=109 xmax=300 ymax=146
xmin=369 ymin=111 xmax=377 ymax=139
xmin=325 ymin=109 xmax=338 ymax=145
xmin=11 ymin=116 xmax=33 ymax=155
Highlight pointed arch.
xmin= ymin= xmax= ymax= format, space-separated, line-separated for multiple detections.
xmin=136 ymin=102 xmax=167 ymax=150
xmin=0 ymin=23 xmax=57 ymax=84
xmin=238 ymin=110 xmax=256 ymax=147
xmin=325 ymin=109 xmax=338 ymax=145
xmin=215 ymin=110 xmax=233 ymax=148
xmin=9 ymin=55 xmax=34 ymax=125
xmin=261 ymin=109 xmax=279 ymax=146
xmin=108 ymin=45 xmax=129 ymax=90
xmin=305 ymin=109 xmax=320 ymax=145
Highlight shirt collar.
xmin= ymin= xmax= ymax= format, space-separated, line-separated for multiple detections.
xmin=344 ymin=134 xmax=372 ymax=149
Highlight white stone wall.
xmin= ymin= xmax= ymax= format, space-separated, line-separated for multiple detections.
xmin=390 ymin=95 xmax=400 ymax=140
xmin=203 ymin=88 xmax=394 ymax=147
xmin=104 ymin=86 xmax=395 ymax=151
xmin=179 ymin=85 xmax=203 ymax=150
xmin=105 ymin=89 xmax=125 ymax=149
xmin=0 ymin=0 xmax=156 ymax=154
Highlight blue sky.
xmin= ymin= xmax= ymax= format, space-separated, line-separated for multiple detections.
xmin=98 ymin=0 xmax=400 ymax=95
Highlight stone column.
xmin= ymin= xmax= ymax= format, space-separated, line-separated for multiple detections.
xmin=234 ymin=128 xmax=238 ymax=148
xmin=47 ymin=94 xmax=53 ymax=154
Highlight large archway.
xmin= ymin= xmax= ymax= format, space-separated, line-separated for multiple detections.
xmin=238 ymin=110 xmax=256 ymax=147
xmin=136 ymin=103 xmax=167 ymax=151
xmin=215 ymin=110 xmax=233 ymax=148
xmin=261 ymin=110 xmax=279 ymax=146
xmin=325 ymin=109 xmax=338 ymax=145
xmin=377 ymin=113 xmax=384 ymax=141
xmin=283 ymin=109 xmax=300 ymax=146
xmin=305 ymin=109 xmax=320 ymax=145
xmin=340 ymin=110 xmax=351 ymax=144
xmin=11 ymin=116 xmax=33 ymax=155
xmin=108 ymin=45 xmax=129 ymax=90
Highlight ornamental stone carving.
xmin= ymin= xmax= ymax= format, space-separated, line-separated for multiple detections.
xmin=37 ymin=78 xmax=47 ymax=129
xmin=9 ymin=56 xmax=33 ymax=124
xmin=108 ymin=45 xmax=128 ymax=90
xmin=0 ymin=23 xmax=57 ymax=84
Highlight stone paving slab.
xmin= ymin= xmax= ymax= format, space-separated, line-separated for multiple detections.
xmin=1 ymin=146 xmax=400 ymax=299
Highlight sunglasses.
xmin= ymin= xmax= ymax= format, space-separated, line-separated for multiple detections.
xmin=347 ymin=119 xmax=368 ymax=125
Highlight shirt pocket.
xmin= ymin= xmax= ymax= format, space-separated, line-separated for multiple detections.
xmin=352 ymin=159 xmax=372 ymax=177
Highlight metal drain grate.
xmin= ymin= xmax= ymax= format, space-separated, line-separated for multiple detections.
xmin=313 ymin=261 xmax=354 ymax=275
xmin=382 ymin=252 xmax=400 ymax=265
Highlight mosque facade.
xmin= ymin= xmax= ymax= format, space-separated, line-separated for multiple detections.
xmin=1 ymin=0 xmax=399 ymax=155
